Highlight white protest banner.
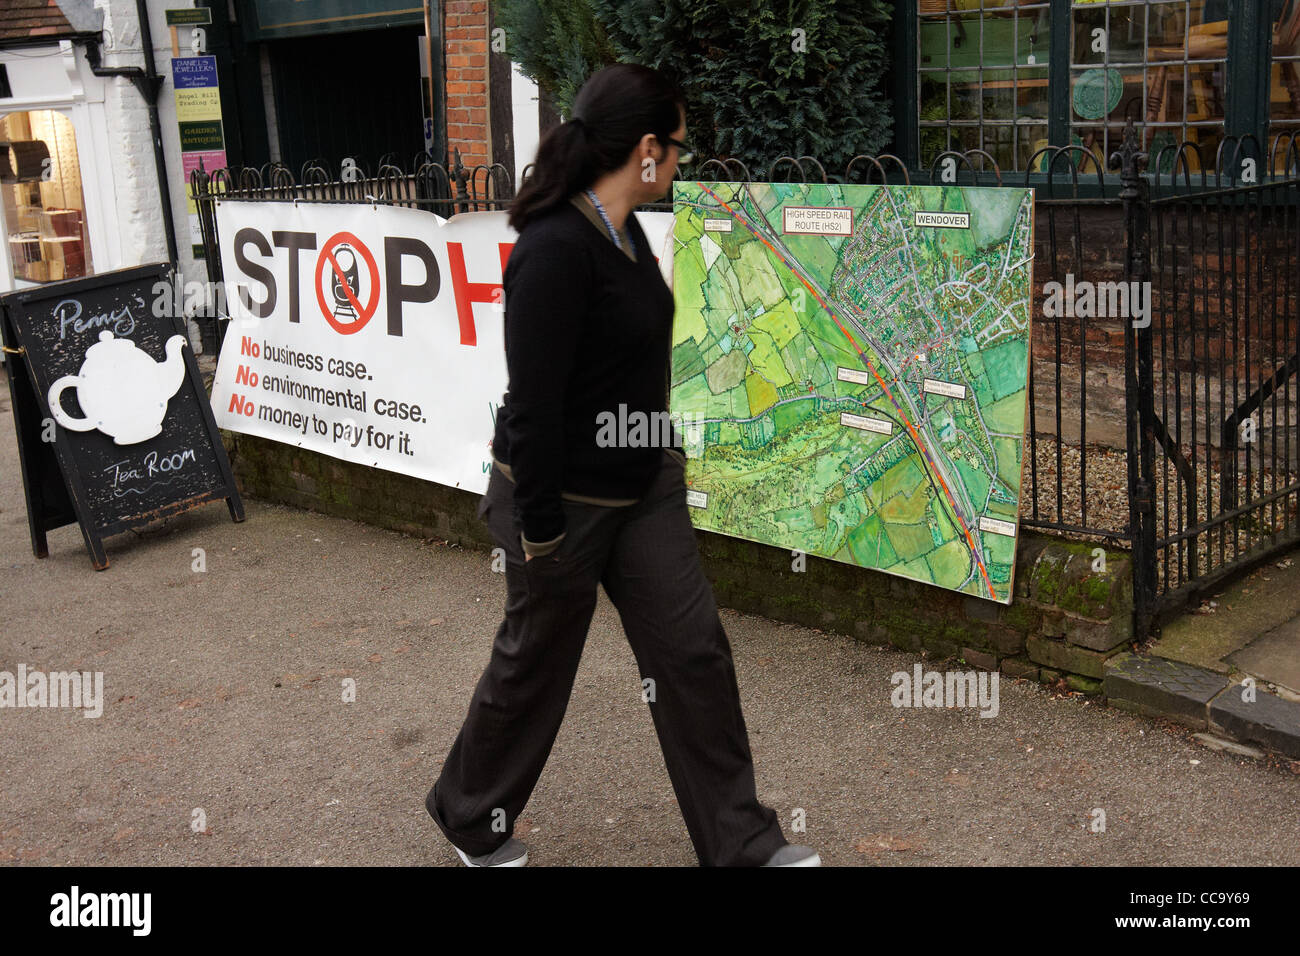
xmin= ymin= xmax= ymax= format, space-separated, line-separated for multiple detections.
xmin=211 ymin=201 xmax=673 ymax=495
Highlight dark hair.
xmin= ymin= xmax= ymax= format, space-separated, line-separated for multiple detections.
xmin=509 ymin=64 xmax=686 ymax=232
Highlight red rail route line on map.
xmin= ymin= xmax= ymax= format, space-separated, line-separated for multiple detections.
xmin=694 ymin=182 xmax=998 ymax=599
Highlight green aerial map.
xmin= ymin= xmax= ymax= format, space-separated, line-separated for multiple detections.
xmin=670 ymin=182 xmax=1034 ymax=603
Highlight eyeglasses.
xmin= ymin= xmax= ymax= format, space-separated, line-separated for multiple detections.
xmin=660 ymin=135 xmax=693 ymax=165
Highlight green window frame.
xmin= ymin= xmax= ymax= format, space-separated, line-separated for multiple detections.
xmin=898 ymin=0 xmax=1299 ymax=183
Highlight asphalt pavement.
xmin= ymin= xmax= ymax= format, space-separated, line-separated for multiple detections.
xmin=2 ymin=367 xmax=1298 ymax=866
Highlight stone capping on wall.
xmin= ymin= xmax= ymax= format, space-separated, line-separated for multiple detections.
xmin=221 ymin=422 xmax=1136 ymax=697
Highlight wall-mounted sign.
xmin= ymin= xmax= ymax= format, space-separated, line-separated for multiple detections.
xmin=165 ymin=8 xmax=212 ymax=26
xmin=172 ymin=55 xmax=227 ymax=259
xmin=1 ymin=264 xmax=244 ymax=569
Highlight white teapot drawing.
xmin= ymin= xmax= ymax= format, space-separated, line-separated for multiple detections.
xmin=48 ymin=330 xmax=187 ymax=445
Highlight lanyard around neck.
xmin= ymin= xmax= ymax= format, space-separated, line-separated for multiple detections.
xmin=584 ymin=188 xmax=624 ymax=252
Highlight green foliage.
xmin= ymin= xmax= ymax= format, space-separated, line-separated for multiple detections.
xmin=496 ymin=0 xmax=894 ymax=174
xmin=494 ymin=0 xmax=619 ymax=110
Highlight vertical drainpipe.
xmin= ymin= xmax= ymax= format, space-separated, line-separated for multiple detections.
xmin=136 ymin=0 xmax=179 ymax=267
xmin=83 ymin=0 xmax=180 ymax=267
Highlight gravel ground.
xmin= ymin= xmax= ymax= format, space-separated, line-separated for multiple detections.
xmin=1022 ymin=435 xmax=1299 ymax=593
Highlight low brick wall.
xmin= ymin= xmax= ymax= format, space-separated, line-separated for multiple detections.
xmin=697 ymin=530 xmax=1133 ymax=695
xmin=223 ymin=426 xmax=1135 ymax=692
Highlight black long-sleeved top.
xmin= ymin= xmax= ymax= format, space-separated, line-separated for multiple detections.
xmin=491 ymin=197 xmax=677 ymax=546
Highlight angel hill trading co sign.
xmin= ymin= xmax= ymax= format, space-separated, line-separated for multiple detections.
xmin=1 ymin=263 xmax=243 ymax=569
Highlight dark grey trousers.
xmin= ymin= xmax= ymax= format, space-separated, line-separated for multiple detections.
xmin=426 ymin=449 xmax=788 ymax=866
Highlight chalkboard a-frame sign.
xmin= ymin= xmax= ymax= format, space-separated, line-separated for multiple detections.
xmin=1 ymin=263 xmax=244 ymax=569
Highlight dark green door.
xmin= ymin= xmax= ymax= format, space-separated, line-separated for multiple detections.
xmin=268 ymin=23 xmax=431 ymax=175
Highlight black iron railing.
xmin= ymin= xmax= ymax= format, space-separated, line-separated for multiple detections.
xmin=1139 ymin=133 xmax=1300 ymax=631
xmin=191 ymin=128 xmax=1300 ymax=637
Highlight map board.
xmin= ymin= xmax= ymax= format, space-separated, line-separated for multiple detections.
xmin=670 ymin=182 xmax=1033 ymax=603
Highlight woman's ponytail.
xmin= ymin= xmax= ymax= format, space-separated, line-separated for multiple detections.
xmin=508 ymin=64 xmax=685 ymax=233
xmin=508 ymin=119 xmax=594 ymax=232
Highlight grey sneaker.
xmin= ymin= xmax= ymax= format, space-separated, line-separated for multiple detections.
xmin=454 ymin=837 xmax=529 ymax=867
xmin=763 ymin=844 xmax=821 ymax=867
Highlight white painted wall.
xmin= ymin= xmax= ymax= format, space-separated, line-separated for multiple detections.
xmin=0 ymin=1 xmax=211 ymax=354
xmin=510 ymin=61 xmax=538 ymax=186
xmin=96 ymin=0 xmax=204 ymax=282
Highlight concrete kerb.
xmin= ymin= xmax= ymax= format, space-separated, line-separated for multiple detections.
xmin=1104 ymin=652 xmax=1300 ymax=759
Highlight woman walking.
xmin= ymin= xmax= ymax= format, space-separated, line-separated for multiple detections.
xmin=425 ymin=63 xmax=819 ymax=867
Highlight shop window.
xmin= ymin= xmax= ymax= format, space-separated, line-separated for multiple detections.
xmin=1072 ymin=1 xmax=1228 ymax=174
xmin=916 ymin=1 xmax=1298 ymax=176
xmin=919 ymin=2 xmax=1053 ymax=172
xmin=0 ymin=110 xmax=93 ymax=284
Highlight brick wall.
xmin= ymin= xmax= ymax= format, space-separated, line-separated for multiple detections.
xmin=1030 ymin=205 xmax=1129 ymax=449
xmin=1029 ymin=204 xmax=1300 ymax=458
xmin=443 ymin=0 xmax=490 ymax=168
xmin=220 ymin=424 xmax=1136 ymax=694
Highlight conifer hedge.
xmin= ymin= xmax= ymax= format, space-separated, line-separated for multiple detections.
xmin=494 ymin=0 xmax=894 ymax=174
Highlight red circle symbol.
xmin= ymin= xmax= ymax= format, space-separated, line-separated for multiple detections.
xmin=315 ymin=231 xmax=380 ymax=334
